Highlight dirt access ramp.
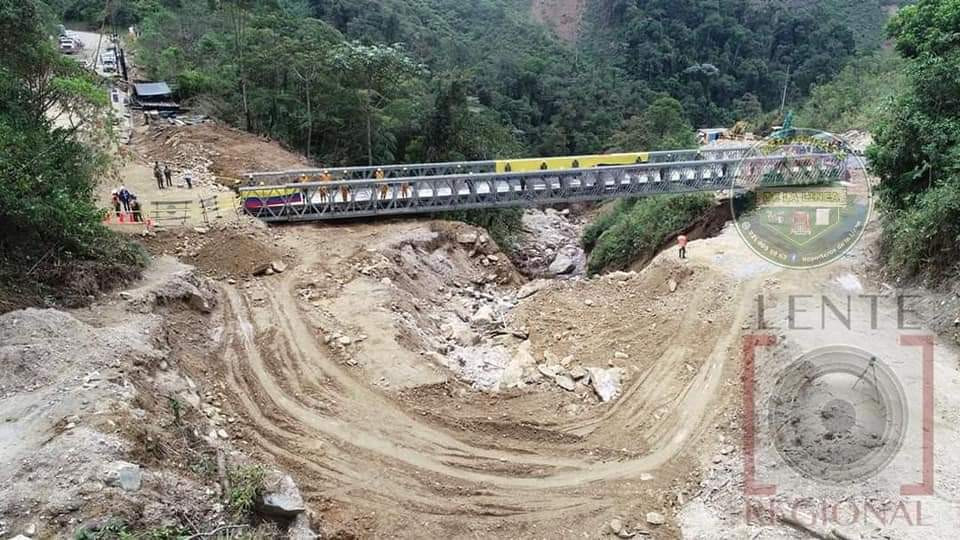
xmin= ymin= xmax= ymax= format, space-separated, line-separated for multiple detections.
xmin=189 ymin=216 xmax=770 ymax=538
xmin=130 ymin=122 xmax=310 ymax=186
xmin=102 ymin=121 xmax=311 ymax=228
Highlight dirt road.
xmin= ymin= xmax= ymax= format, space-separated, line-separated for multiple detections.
xmin=175 ymin=211 xmax=960 ymax=539
xmin=187 ymin=220 xmax=767 ymax=537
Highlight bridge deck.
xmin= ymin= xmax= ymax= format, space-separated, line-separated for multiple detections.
xmin=240 ymin=152 xmax=845 ymax=223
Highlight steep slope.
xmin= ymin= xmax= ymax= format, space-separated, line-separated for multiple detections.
xmin=531 ymin=0 xmax=588 ymax=42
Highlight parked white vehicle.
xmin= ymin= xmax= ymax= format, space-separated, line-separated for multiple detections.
xmin=59 ymin=38 xmax=78 ymax=54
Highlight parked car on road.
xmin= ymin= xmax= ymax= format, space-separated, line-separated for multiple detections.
xmin=59 ymin=37 xmax=78 ymax=54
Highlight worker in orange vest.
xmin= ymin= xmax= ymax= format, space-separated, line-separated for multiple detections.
xmin=677 ymin=234 xmax=688 ymax=259
xmin=318 ymin=169 xmax=332 ymax=203
xmin=375 ymin=168 xmax=388 ymax=200
xmin=338 ymin=173 xmax=350 ymax=203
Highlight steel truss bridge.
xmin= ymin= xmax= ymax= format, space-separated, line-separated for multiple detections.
xmin=239 ymin=146 xmax=847 ymax=223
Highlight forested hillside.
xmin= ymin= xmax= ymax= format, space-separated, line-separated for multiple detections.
xmin=796 ymin=48 xmax=906 ymax=132
xmin=0 ymin=0 xmax=145 ymax=310
xmin=44 ymin=0 xmax=892 ymax=168
xmin=868 ymin=0 xmax=960 ymax=278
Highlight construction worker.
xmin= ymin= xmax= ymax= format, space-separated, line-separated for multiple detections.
xmin=317 ymin=169 xmax=332 ymax=204
xmin=111 ymin=190 xmax=121 ymax=218
xmin=372 ymin=168 xmax=388 ymax=201
xmin=163 ymin=164 xmax=172 ymax=188
xmin=153 ymin=162 xmax=164 ymax=190
xmin=118 ymin=186 xmax=132 ymax=212
xmin=465 ymin=172 xmax=475 ymax=194
xmin=130 ymin=196 xmax=142 ymax=222
xmin=677 ymin=234 xmax=688 ymax=259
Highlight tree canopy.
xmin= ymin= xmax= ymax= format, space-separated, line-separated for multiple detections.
xmin=0 ymin=0 xmax=145 ymax=311
xmin=0 ymin=0 xmax=119 ymax=257
xmin=41 ymin=0 xmax=886 ymax=167
xmin=868 ymin=0 xmax=960 ymax=277
xmin=609 ymin=96 xmax=697 ymax=152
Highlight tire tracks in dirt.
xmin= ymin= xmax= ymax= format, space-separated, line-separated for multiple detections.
xmin=215 ymin=243 xmax=760 ymax=530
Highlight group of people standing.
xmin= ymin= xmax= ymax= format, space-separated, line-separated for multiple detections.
xmin=154 ymin=162 xmax=193 ymax=190
xmin=110 ymin=186 xmax=143 ymax=222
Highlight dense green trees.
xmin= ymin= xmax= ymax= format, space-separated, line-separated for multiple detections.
xmin=584 ymin=95 xmax=708 ymax=274
xmin=868 ymin=0 xmax=960 ymax=277
xmin=589 ymin=0 xmax=857 ymax=126
xmin=609 ymin=97 xmax=697 ymax=152
xmin=45 ymin=0 xmax=876 ymax=167
xmin=415 ymin=77 xmax=523 ymax=162
xmin=0 ymin=0 xmax=122 ymax=257
xmin=0 ymin=0 xmax=144 ymax=310
xmin=796 ymin=49 xmax=906 ymax=132
xmin=584 ymin=194 xmax=715 ymax=274
xmin=330 ymin=41 xmax=424 ymax=164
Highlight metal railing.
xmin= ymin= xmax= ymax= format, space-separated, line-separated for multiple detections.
xmin=243 ymin=146 xmax=755 ymax=184
xmin=239 ymin=153 xmax=845 ymax=223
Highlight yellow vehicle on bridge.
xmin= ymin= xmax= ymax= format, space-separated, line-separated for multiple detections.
xmin=495 ymin=152 xmax=650 ymax=173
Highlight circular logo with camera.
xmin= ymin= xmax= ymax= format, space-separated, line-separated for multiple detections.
xmin=766 ymin=346 xmax=907 ymax=484
xmin=730 ymin=128 xmax=871 ymax=269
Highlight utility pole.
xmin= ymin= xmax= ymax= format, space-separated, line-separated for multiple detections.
xmin=292 ymin=67 xmax=313 ymax=159
xmin=779 ymin=68 xmax=791 ymax=113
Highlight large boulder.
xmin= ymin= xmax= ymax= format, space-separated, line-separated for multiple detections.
xmin=453 ymin=326 xmax=481 ymax=346
xmin=501 ymin=340 xmax=535 ymax=389
xmin=646 ymin=511 xmax=666 ymax=525
xmin=128 ymin=271 xmax=217 ymax=314
xmin=471 ymin=304 xmax=498 ymax=325
xmin=548 ymin=251 xmax=578 ymax=275
xmin=101 ymin=461 xmax=142 ymax=492
xmin=517 ymin=279 xmax=550 ymax=299
xmin=257 ymin=473 xmax=306 ymax=519
xmin=288 ymin=513 xmax=319 ymax=539
xmin=457 ymin=231 xmax=479 ymax=245
xmin=587 ymin=367 xmax=625 ymax=402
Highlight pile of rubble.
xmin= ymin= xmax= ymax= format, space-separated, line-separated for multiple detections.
xmin=356 ymin=224 xmax=628 ymax=400
xmin=143 ymin=222 xmax=286 ymax=281
xmin=525 ymin=355 xmax=626 ymax=402
xmin=132 ymin=122 xmax=310 ymax=189
xmin=511 ymin=208 xmax=587 ymax=278
xmin=604 ymin=511 xmax=668 ymax=538
xmin=0 ymin=265 xmax=319 ymax=539
xmin=150 ymin=128 xmax=228 ymax=191
xmin=841 ymin=129 xmax=873 ymax=155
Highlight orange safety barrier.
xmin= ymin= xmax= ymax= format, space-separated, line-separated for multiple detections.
xmin=104 ymin=210 xmax=151 ymax=228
